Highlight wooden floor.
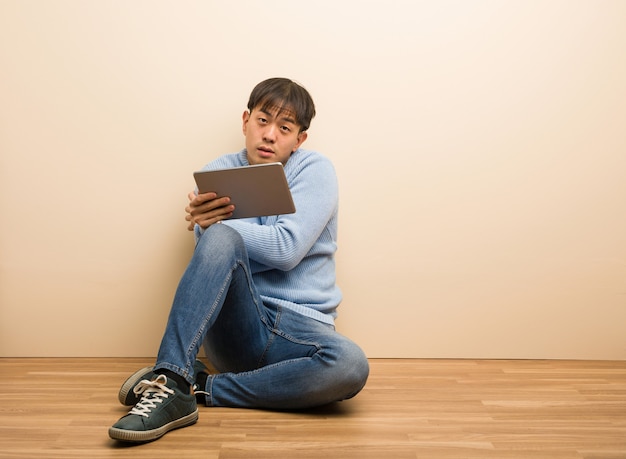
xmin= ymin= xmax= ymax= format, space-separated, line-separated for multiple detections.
xmin=0 ymin=358 xmax=625 ymax=459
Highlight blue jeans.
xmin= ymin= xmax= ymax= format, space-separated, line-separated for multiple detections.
xmin=155 ymin=224 xmax=369 ymax=409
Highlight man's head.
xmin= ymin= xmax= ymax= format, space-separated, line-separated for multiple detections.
xmin=242 ymin=78 xmax=316 ymax=165
xmin=247 ymin=78 xmax=316 ymax=132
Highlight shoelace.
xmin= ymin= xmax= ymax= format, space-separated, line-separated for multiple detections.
xmin=192 ymin=383 xmax=210 ymax=398
xmin=128 ymin=374 xmax=174 ymax=418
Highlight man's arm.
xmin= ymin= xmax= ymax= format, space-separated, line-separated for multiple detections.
xmin=224 ymin=155 xmax=338 ymax=271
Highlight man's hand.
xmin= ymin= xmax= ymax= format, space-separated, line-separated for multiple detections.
xmin=185 ymin=191 xmax=235 ymax=231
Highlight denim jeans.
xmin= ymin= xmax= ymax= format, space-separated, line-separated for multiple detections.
xmin=155 ymin=224 xmax=369 ymax=409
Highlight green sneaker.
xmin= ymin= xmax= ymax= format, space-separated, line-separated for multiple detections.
xmin=118 ymin=361 xmax=210 ymax=406
xmin=109 ymin=374 xmax=198 ymax=443
xmin=118 ymin=366 xmax=155 ymax=406
xmin=192 ymin=360 xmax=211 ymax=405
xmin=193 ymin=359 xmax=210 ymax=381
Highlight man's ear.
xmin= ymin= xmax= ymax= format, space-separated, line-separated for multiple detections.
xmin=241 ymin=110 xmax=250 ymax=135
xmin=293 ymin=131 xmax=308 ymax=152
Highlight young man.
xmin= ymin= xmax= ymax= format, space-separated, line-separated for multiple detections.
xmin=109 ymin=77 xmax=369 ymax=443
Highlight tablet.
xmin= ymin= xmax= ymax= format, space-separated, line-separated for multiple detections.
xmin=193 ymin=162 xmax=295 ymax=219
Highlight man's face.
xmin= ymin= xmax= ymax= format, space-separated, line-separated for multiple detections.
xmin=242 ymin=105 xmax=308 ymax=165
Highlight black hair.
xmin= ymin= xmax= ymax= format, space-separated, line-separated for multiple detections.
xmin=247 ymin=78 xmax=316 ymax=132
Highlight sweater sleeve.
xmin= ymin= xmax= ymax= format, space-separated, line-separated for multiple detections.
xmin=222 ymin=152 xmax=338 ymax=271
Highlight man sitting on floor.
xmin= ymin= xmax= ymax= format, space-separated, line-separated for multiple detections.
xmin=109 ymin=77 xmax=369 ymax=443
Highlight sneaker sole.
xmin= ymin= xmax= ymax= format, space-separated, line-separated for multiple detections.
xmin=108 ymin=409 xmax=199 ymax=443
xmin=118 ymin=366 xmax=154 ymax=406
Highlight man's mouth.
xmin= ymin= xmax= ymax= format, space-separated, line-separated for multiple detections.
xmin=257 ymin=146 xmax=274 ymax=156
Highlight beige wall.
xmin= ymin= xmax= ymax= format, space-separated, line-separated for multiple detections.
xmin=1 ymin=1 xmax=624 ymax=359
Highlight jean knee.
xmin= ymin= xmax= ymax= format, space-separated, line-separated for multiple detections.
xmin=196 ymin=224 xmax=246 ymax=262
xmin=333 ymin=340 xmax=369 ymax=399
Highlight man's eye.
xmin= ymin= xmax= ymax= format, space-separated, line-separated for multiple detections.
xmin=258 ymin=117 xmax=267 ymax=123
xmin=281 ymin=126 xmax=291 ymax=132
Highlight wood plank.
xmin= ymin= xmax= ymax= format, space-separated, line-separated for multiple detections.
xmin=0 ymin=358 xmax=624 ymax=458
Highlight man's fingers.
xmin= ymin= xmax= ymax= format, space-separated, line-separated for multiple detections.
xmin=194 ymin=192 xmax=219 ymax=203
xmin=185 ymin=190 xmax=233 ymax=230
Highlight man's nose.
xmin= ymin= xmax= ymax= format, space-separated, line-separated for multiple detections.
xmin=263 ymin=124 xmax=277 ymax=142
